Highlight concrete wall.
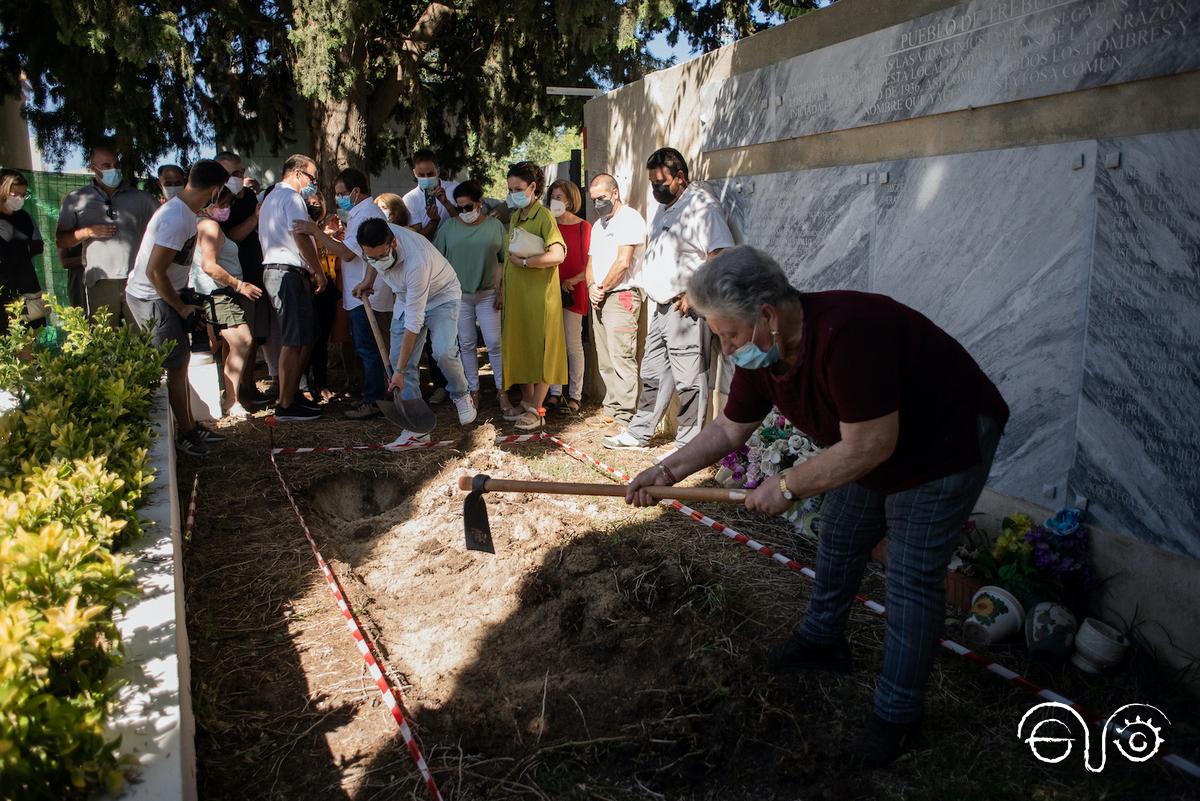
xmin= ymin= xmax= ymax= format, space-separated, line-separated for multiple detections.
xmin=0 ymin=94 xmax=33 ymax=170
xmin=585 ymin=0 xmax=1200 ymax=689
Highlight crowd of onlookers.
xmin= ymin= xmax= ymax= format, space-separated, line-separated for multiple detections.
xmin=0 ymin=143 xmax=733 ymax=458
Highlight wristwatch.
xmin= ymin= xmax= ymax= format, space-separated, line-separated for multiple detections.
xmin=778 ymin=473 xmax=794 ymax=501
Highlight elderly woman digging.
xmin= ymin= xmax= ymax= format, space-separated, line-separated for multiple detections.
xmin=624 ymin=245 xmax=1009 ymax=767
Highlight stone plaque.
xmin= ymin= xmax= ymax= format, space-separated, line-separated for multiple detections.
xmin=1070 ymin=130 xmax=1200 ymax=558
xmin=709 ymin=168 xmax=873 ymax=292
xmin=699 ymin=67 xmax=774 ymax=152
xmin=701 ymin=0 xmax=1200 ymax=151
xmin=873 ymin=142 xmax=1095 ymax=505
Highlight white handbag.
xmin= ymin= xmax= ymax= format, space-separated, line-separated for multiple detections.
xmin=22 ymin=292 xmax=48 ymax=322
xmin=508 ymin=226 xmax=546 ymax=260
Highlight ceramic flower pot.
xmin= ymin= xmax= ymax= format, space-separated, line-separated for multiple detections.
xmin=1024 ymin=602 xmax=1078 ymax=660
xmin=962 ymin=586 xmax=1025 ymax=646
xmin=1071 ymin=617 xmax=1129 ymax=673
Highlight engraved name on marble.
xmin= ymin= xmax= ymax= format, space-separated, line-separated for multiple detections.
xmin=1070 ymin=131 xmax=1200 ymax=557
xmin=701 ymin=0 xmax=1200 ymax=151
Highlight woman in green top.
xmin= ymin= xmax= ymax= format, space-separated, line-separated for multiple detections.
xmin=501 ymin=161 xmax=568 ymax=430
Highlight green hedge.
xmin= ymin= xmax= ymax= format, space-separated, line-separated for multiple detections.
xmin=0 ymin=303 xmax=165 ymax=799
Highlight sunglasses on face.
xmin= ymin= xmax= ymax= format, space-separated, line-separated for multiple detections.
xmin=300 ymin=170 xmax=318 ymax=184
xmin=455 ymin=203 xmax=477 ymax=213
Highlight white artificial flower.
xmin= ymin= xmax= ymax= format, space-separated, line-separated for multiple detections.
xmin=748 ymin=432 xmax=763 ymax=448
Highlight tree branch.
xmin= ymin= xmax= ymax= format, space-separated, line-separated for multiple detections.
xmin=368 ymin=2 xmax=454 ymax=130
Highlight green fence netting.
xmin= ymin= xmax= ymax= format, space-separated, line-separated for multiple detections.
xmin=23 ymin=170 xmax=93 ymax=306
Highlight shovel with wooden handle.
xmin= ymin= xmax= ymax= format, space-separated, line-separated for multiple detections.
xmin=459 ymin=474 xmax=748 ymax=553
xmin=362 ymin=301 xmax=436 ymax=434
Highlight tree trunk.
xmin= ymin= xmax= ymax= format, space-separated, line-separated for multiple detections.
xmin=307 ymin=81 xmax=369 ymax=199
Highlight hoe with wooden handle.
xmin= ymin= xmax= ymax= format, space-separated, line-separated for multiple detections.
xmin=459 ymin=474 xmax=748 ymax=553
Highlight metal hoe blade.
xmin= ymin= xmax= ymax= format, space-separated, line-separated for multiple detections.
xmin=463 ymin=474 xmax=496 ymax=553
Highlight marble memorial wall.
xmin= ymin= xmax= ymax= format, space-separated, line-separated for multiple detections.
xmin=700 ymin=0 xmax=1200 ymax=150
xmin=708 ymin=130 xmax=1199 ymax=558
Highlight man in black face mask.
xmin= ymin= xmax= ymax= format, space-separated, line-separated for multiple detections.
xmin=603 ymin=147 xmax=734 ymax=458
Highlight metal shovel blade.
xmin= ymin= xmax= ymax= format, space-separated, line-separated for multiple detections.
xmin=374 ymin=391 xmax=437 ymax=434
xmin=463 ymin=474 xmax=496 ymax=553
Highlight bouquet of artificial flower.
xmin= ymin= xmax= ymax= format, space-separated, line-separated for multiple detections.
xmin=973 ymin=511 xmax=1093 ymax=609
xmin=716 ymin=408 xmax=824 ymax=537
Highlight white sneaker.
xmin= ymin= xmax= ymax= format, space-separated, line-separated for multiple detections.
xmin=225 ymin=403 xmax=250 ymax=419
xmin=387 ymin=430 xmax=431 ymax=447
xmin=452 ymin=393 xmax=477 ymax=425
xmin=602 ymin=430 xmax=647 ymax=450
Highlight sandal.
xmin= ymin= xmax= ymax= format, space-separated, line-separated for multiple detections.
xmin=565 ymin=398 xmax=581 ymax=413
xmin=544 ymin=395 xmax=562 ymax=411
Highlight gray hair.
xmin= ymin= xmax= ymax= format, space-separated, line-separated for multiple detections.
xmin=688 ymin=245 xmax=798 ymax=324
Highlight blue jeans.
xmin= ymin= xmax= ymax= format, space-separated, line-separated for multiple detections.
xmin=800 ymin=415 xmax=1002 ymax=724
xmin=347 ymin=305 xmax=386 ymax=404
xmin=389 ymin=299 xmax=469 ymax=401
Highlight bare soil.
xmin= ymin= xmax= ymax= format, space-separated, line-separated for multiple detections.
xmin=183 ymin=383 xmax=1199 ymax=801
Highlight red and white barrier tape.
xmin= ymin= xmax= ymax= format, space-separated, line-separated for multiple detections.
xmin=272 ymin=440 xmax=456 ymax=455
xmin=536 ymin=433 xmax=1200 ymax=778
xmin=494 ymin=433 xmax=548 ymax=445
xmin=184 ymin=473 xmax=199 ymax=541
xmin=265 ymin=420 xmax=445 ymax=801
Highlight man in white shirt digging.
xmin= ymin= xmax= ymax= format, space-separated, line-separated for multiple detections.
xmin=354 ymin=218 xmax=476 ymax=443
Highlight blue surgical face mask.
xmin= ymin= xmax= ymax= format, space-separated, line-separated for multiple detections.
xmin=299 ymin=183 xmax=318 ymax=200
xmin=507 ymin=190 xmax=531 ymax=210
xmin=417 ymin=176 xmax=439 ymax=191
xmin=336 ymin=194 xmax=353 ymax=211
xmin=99 ymin=168 xmax=122 ymax=188
xmin=731 ymin=316 xmax=779 ymax=370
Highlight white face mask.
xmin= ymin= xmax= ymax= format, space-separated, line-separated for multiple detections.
xmin=549 ymin=199 xmax=567 ymax=217
xmin=225 ymin=176 xmax=243 ymax=195
xmin=5 ymin=195 xmax=25 ymax=212
xmin=162 ymin=185 xmax=183 ymax=200
xmin=459 ymin=210 xmax=480 ymax=224
xmin=367 ymin=250 xmax=397 ymax=272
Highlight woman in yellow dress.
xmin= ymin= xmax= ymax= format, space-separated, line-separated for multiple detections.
xmin=500 ymin=161 xmax=568 ymax=430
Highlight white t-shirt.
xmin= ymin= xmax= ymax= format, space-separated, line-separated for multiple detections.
xmin=126 ymin=197 xmax=199 ymax=301
xmin=375 ymin=223 xmax=461 ymax=333
xmin=402 ymin=179 xmax=460 ymax=232
xmin=340 ymin=197 xmax=393 ymax=313
xmin=640 ymin=182 xmax=735 ymax=304
xmin=258 ymin=182 xmax=310 ymax=269
xmin=588 ymin=204 xmax=646 ymax=291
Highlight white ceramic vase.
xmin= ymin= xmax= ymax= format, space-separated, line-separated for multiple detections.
xmin=962 ymin=586 xmax=1025 ymax=646
xmin=1024 ymin=602 xmax=1078 ymax=660
xmin=1071 ymin=617 xmax=1129 ymax=673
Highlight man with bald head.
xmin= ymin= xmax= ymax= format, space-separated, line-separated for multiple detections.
xmin=56 ymin=141 xmax=158 ymax=326
xmin=586 ymin=173 xmax=646 ymax=428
